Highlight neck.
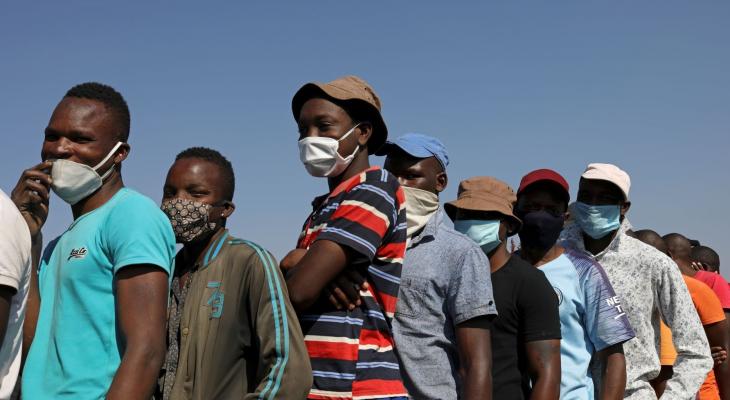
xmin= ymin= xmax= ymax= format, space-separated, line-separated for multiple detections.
xmin=327 ymin=152 xmax=370 ymax=191
xmin=520 ymin=244 xmax=564 ymax=267
xmin=489 ymin=243 xmax=512 ymax=273
xmin=180 ymin=228 xmax=225 ymax=273
xmin=70 ymin=173 xmax=124 ymax=219
xmin=676 ymin=258 xmax=696 ymax=276
xmin=583 ymin=229 xmax=618 ymax=256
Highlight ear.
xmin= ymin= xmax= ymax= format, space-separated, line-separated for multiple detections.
xmin=221 ymin=201 xmax=236 ymax=219
xmin=356 ymin=122 xmax=373 ymax=148
xmin=435 ymin=171 xmax=448 ymax=193
xmin=621 ymin=201 xmax=631 ymax=216
xmin=114 ymin=143 xmax=131 ymax=164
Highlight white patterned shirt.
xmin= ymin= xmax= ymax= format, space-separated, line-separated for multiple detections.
xmin=561 ymin=218 xmax=712 ymax=399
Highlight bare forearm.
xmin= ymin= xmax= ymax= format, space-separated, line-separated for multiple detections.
xmin=600 ymin=351 xmax=627 ymax=400
xmin=22 ymin=233 xmax=42 ymax=361
xmin=106 ymin=345 xmax=165 ymax=400
xmin=461 ymin=362 xmax=492 ymax=400
xmin=529 ymin=373 xmax=560 ymax=400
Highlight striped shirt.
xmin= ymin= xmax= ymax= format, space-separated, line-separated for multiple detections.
xmin=297 ymin=167 xmax=408 ymax=400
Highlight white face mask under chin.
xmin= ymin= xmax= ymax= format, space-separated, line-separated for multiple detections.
xmin=50 ymin=141 xmax=124 ymax=205
xmin=298 ymin=124 xmax=360 ymax=178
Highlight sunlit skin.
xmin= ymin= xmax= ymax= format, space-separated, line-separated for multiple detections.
xmin=517 ymin=181 xmax=627 ymax=400
xmin=162 ymin=158 xmax=235 ymax=283
xmin=383 ymin=148 xmax=446 ymax=194
xmin=453 ymin=207 xmax=561 ymax=400
xmin=10 ymin=96 xmax=168 ymax=400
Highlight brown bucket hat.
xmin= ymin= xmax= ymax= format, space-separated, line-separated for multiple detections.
xmin=291 ymin=75 xmax=388 ymax=154
xmin=444 ymin=176 xmax=523 ymax=232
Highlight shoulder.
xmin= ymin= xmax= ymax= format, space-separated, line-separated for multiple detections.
xmin=563 ymin=248 xmax=603 ymax=276
xmin=110 ymin=188 xmax=161 ymax=214
xmin=348 ymin=168 xmax=403 ymax=202
xmin=0 ymin=190 xmax=30 ymax=242
xmin=226 ymin=236 xmax=278 ymax=270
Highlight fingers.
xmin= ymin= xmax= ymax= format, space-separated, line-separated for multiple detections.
xmin=324 ymin=287 xmax=344 ymax=310
xmin=330 ymin=283 xmax=358 ymax=311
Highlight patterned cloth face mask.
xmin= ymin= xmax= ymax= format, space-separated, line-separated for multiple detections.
xmin=161 ymin=198 xmax=220 ymax=243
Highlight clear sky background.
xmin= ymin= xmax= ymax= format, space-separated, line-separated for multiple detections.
xmin=2 ymin=2 xmax=728 ymax=278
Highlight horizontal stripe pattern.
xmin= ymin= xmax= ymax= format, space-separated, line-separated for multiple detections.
xmin=298 ymin=167 xmax=407 ymax=399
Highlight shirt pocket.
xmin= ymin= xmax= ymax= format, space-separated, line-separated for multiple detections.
xmin=395 ymin=277 xmax=432 ymax=319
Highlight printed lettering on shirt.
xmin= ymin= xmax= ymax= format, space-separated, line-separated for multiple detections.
xmin=606 ymin=295 xmax=625 ymax=318
xmin=67 ymin=247 xmax=88 ymax=261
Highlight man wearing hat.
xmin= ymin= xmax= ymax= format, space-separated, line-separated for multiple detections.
xmin=282 ymin=76 xmax=408 ymax=399
xmin=561 ymin=163 xmax=712 ymax=399
xmin=447 ymin=177 xmax=563 ymax=400
xmin=373 ymin=133 xmax=497 ymax=399
xmin=515 ymin=169 xmax=635 ymax=399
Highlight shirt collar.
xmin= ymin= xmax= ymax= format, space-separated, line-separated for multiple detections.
xmin=195 ymin=228 xmax=230 ymax=270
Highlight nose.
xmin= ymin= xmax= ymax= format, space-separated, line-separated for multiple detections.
xmin=43 ymin=137 xmax=73 ymax=160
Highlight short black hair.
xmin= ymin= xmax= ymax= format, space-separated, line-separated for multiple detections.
xmin=692 ymin=245 xmax=720 ymax=272
xmin=663 ymin=232 xmax=692 ymax=260
xmin=65 ymin=82 xmax=131 ymax=142
xmin=634 ymin=229 xmax=668 ymax=254
xmin=175 ymin=147 xmax=235 ymax=201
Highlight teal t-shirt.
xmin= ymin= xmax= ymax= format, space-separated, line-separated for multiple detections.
xmin=22 ymin=188 xmax=176 ymax=399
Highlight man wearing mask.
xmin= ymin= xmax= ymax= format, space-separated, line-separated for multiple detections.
xmin=515 ymin=169 xmax=634 ymax=399
xmin=560 ymin=163 xmax=712 ymax=399
xmin=447 ymin=176 xmax=562 ymax=400
xmin=281 ymin=76 xmax=408 ymax=399
xmin=156 ymin=147 xmax=311 ymax=399
xmin=374 ymin=133 xmax=496 ymax=399
xmin=11 ymin=82 xmax=176 ymax=399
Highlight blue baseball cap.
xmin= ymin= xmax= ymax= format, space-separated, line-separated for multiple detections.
xmin=375 ymin=133 xmax=449 ymax=169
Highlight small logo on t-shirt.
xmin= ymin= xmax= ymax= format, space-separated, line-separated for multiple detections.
xmin=68 ymin=247 xmax=88 ymax=261
xmin=553 ymin=286 xmax=564 ymax=305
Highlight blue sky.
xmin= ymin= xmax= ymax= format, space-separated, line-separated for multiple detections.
xmin=2 ymin=2 xmax=729 ymax=278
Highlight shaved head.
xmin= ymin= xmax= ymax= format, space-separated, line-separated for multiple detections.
xmin=634 ymin=229 xmax=668 ymax=254
xmin=692 ymin=245 xmax=720 ymax=272
xmin=663 ymin=233 xmax=692 ymax=261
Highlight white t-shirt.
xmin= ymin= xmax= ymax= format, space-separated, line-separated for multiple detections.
xmin=0 ymin=190 xmax=31 ymax=399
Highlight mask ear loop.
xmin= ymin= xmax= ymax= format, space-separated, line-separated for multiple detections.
xmin=95 ymin=142 xmax=125 ymax=180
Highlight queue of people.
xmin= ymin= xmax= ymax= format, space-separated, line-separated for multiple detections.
xmin=0 ymin=76 xmax=726 ymax=399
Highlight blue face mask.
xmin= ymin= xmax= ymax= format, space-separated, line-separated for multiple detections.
xmin=454 ymin=219 xmax=502 ymax=254
xmin=573 ymin=201 xmax=621 ymax=239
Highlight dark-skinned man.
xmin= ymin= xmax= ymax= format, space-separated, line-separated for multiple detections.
xmin=156 ymin=147 xmax=311 ymax=399
xmin=11 ymin=82 xmax=176 ymax=399
xmin=693 ymin=246 xmax=722 ymax=275
xmin=0 ymin=189 xmax=31 ymax=399
xmin=663 ymin=233 xmax=730 ymax=400
xmin=560 ymin=163 xmax=712 ymax=399
xmin=376 ymin=133 xmax=497 ymax=399
xmin=446 ymin=176 xmax=563 ymax=400
xmin=515 ymin=169 xmax=634 ymax=400
xmin=281 ymin=76 xmax=408 ymax=399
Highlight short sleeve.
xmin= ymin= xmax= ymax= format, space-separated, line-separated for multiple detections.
xmin=517 ymin=267 xmax=562 ymax=342
xmin=686 ymin=277 xmax=726 ymax=325
xmin=103 ymin=191 xmax=176 ymax=276
xmin=571 ymin=253 xmax=635 ymax=351
xmin=315 ymin=181 xmax=399 ymax=261
xmin=447 ymin=244 xmax=497 ymax=325
xmin=0 ymin=194 xmax=31 ymax=290
xmin=697 ymin=272 xmax=730 ymax=310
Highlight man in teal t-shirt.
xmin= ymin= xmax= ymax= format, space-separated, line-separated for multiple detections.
xmin=11 ymin=82 xmax=175 ymax=399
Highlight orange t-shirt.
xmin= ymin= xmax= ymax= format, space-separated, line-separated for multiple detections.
xmin=659 ymin=276 xmax=725 ymax=400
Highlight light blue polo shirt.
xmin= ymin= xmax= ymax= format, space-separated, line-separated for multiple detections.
xmin=22 ymin=188 xmax=176 ymax=399
xmin=538 ymin=249 xmax=634 ymax=399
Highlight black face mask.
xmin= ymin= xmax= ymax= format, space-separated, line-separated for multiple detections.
xmin=517 ymin=210 xmax=565 ymax=251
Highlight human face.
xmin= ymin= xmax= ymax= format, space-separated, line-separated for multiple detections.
xmin=297 ymin=97 xmax=370 ymax=158
xmin=162 ymin=157 xmax=235 ymax=226
xmin=41 ymin=97 xmax=128 ymax=168
xmin=384 ymin=149 xmax=446 ymax=194
xmin=515 ymin=183 xmax=568 ymax=219
xmin=576 ymin=178 xmax=630 ymax=216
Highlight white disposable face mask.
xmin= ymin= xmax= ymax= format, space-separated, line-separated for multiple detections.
xmin=50 ymin=142 xmax=124 ymax=205
xmin=403 ymin=186 xmax=439 ymax=239
xmin=298 ymin=124 xmax=360 ymax=177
